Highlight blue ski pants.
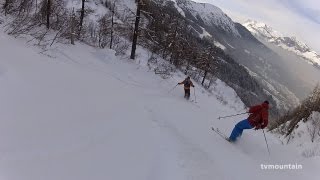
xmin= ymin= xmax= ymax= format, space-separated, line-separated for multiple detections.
xmin=229 ymin=119 xmax=253 ymax=142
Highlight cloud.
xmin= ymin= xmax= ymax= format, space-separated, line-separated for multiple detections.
xmin=192 ymin=0 xmax=320 ymax=53
xmin=283 ymin=0 xmax=320 ymax=24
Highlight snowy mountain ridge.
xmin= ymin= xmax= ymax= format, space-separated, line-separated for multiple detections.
xmin=243 ymin=20 xmax=320 ymax=68
xmin=175 ymin=0 xmax=241 ymax=37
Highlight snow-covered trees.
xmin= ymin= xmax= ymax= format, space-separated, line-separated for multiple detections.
xmin=272 ymin=85 xmax=320 ymax=141
xmin=3 ymin=0 xmax=71 ymax=46
xmin=94 ymin=0 xmax=130 ymax=54
xmin=196 ymin=44 xmax=218 ymax=86
xmin=307 ymin=112 xmax=320 ymax=143
xmin=97 ymin=14 xmax=112 ymax=48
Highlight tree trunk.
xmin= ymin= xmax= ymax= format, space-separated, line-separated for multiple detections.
xmin=202 ymin=70 xmax=207 ymax=86
xmin=208 ymin=77 xmax=214 ymax=88
xmin=46 ymin=0 xmax=51 ymax=29
xmin=185 ymin=60 xmax=190 ymax=75
xmin=35 ymin=0 xmax=38 ymax=13
xmin=4 ymin=0 xmax=8 ymax=16
xmin=79 ymin=0 xmax=85 ymax=37
xmin=169 ymin=24 xmax=178 ymax=64
xmin=110 ymin=0 xmax=116 ymax=49
xmin=130 ymin=0 xmax=141 ymax=59
xmin=70 ymin=9 xmax=76 ymax=45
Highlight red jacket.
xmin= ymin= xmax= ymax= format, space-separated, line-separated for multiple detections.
xmin=248 ymin=102 xmax=269 ymax=129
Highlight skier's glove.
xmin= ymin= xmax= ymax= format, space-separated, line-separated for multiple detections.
xmin=254 ymin=125 xmax=261 ymax=130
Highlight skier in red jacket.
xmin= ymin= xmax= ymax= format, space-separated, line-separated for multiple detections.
xmin=228 ymin=101 xmax=269 ymax=142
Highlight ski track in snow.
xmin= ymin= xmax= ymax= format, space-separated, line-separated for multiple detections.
xmin=0 ymin=28 xmax=319 ymax=180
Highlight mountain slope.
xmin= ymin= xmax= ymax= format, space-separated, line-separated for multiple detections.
xmin=172 ymin=0 xmax=301 ymax=113
xmin=243 ymin=20 xmax=320 ymax=68
xmin=139 ymin=0 xmax=280 ymax=118
xmin=0 ymin=21 xmax=319 ymax=180
xmin=176 ymin=0 xmax=240 ymax=37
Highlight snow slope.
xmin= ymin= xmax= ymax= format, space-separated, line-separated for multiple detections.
xmin=0 ymin=28 xmax=319 ymax=180
xmin=278 ymin=112 xmax=320 ymax=158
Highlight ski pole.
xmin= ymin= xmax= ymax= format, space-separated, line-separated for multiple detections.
xmin=218 ymin=112 xmax=248 ymax=120
xmin=193 ymin=87 xmax=197 ymax=103
xmin=263 ymin=130 xmax=271 ymax=155
xmin=168 ymin=84 xmax=178 ymax=93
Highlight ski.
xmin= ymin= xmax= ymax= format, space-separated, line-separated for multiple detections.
xmin=211 ymin=127 xmax=230 ymax=142
xmin=190 ymin=101 xmax=200 ymax=108
xmin=185 ymin=98 xmax=200 ymax=108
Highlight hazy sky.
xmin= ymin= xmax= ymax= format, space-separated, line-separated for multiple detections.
xmin=192 ymin=0 xmax=320 ymax=53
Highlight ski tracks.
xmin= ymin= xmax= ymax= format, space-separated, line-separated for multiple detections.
xmin=144 ymin=106 xmax=225 ymax=180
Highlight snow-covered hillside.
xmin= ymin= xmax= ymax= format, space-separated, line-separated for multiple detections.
xmin=1 ymin=20 xmax=320 ymax=180
xmin=243 ymin=20 xmax=320 ymax=68
xmin=278 ymin=112 xmax=320 ymax=158
xmin=176 ymin=0 xmax=241 ymax=37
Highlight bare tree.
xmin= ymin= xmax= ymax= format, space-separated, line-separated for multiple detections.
xmin=279 ymin=85 xmax=320 ymax=138
xmin=307 ymin=113 xmax=320 ymax=142
xmin=130 ymin=0 xmax=142 ymax=59
xmin=35 ymin=0 xmax=38 ymax=13
xmin=78 ymin=0 xmax=85 ymax=37
xmin=3 ymin=0 xmax=10 ymax=16
xmin=109 ymin=0 xmax=117 ymax=49
xmin=70 ymin=8 xmax=76 ymax=45
xmin=97 ymin=14 xmax=111 ymax=48
xmin=46 ymin=0 xmax=51 ymax=29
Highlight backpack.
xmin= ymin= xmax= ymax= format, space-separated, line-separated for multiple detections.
xmin=184 ymin=79 xmax=191 ymax=87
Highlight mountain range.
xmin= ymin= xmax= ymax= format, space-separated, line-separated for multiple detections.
xmin=243 ymin=20 xmax=320 ymax=69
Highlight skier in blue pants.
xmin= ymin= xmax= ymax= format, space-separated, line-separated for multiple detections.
xmin=229 ymin=101 xmax=269 ymax=142
xmin=229 ymin=119 xmax=253 ymax=142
